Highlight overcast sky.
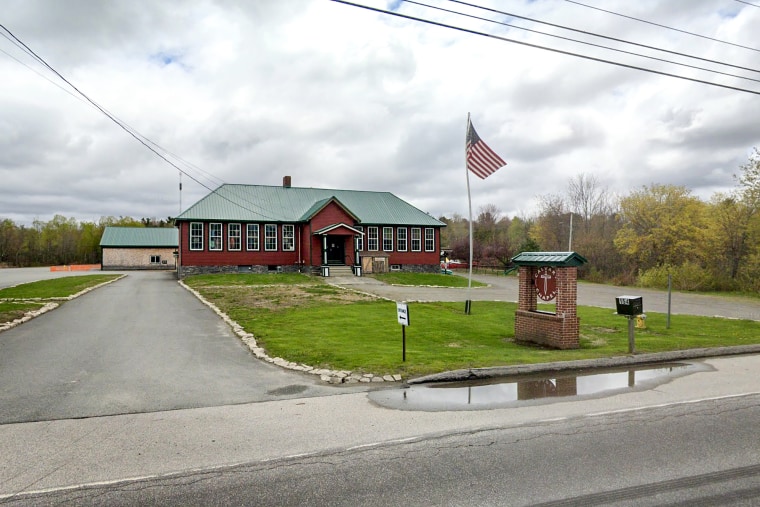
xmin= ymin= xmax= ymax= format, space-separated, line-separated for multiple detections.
xmin=2 ymin=0 xmax=759 ymax=226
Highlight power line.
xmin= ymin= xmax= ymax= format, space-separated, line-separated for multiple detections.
xmin=447 ymin=0 xmax=760 ymax=75
xmin=565 ymin=0 xmax=760 ymax=54
xmin=734 ymin=0 xmax=760 ymax=7
xmin=402 ymin=0 xmax=760 ymax=85
xmin=0 ymin=22 xmax=280 ymax=221
xmin=331 ymin=0 xmax=760 ymax=96
xmin=0 ymin=45 xmax=88 ymax=104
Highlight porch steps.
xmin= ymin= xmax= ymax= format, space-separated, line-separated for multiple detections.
xmin=327 ymin=265 xmax=354 ymax=277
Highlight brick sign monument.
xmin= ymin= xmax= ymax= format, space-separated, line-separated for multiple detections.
xmin=511 ymin=251 xmax=588 ymax=349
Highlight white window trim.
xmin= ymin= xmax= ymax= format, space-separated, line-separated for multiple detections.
xmin=282 ymin=224 xmax=295 ymax=252
xmin=190 ymin=222 xmax=203 ymax=251
xmin=246 ymin=224 xmax=260 ymax=251
xmin=411 ymin=227 xmax=421 ymax=252
xmin=228 ymin=223 xmax=241 ymax=251
xmin=397 ymin=227 xmax=408 ymax=252
xmin=425 ymin=228 xmax=435 ymax=252
xmin=383 ymin=227 xmax=393 ymax=252
xmin=368 ymin=226 xmax=379 ymax=251
xmin=209 ymin=223 xmax=223 ymax=251
xmin=265 ymin=224 xmax=278 ymax=251
xmin=355 ymin=226 xmax=364 ymax=251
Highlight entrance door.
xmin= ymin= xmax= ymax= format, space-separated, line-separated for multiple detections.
xmin=326 ymin=236 xmax=345 ymax=265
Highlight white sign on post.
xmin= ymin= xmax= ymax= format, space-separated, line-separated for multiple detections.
xmin=396 ymin=302 xmax=410 ymax=326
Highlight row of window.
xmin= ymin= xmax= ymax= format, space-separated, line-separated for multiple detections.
xmin=190 ymin=223 xmax=294 ymax=252
xmin=354 ymin=226 xmax=436 ymax=253
xmin=188 ymin=223 xmax=436 ymax=253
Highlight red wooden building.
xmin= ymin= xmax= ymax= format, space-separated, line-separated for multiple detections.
xmin=174 ymin=178 xmax=445 ymax=278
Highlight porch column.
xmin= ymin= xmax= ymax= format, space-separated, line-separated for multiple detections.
xmin=322 ymin=235 xmax=328 ymax=265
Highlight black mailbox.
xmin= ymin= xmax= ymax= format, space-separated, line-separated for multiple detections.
xmin=616 ymin=295 xmax=643 ymax=316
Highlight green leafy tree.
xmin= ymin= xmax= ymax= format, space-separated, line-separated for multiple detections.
xmin=614 ymin=184 xmax=707 ymax=271
xmin=705 ymin=149 xmax=760 ymax=286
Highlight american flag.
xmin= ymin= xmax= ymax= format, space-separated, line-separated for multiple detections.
xmin=466 ymin=118 xmax=506 ymax=179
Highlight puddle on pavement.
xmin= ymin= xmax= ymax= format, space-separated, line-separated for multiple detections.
xmin=369 ymin=362 xmax=712 ymax=411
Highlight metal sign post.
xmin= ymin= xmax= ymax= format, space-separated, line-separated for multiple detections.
xmin=396 ymin=302 xmax=410 ymax=361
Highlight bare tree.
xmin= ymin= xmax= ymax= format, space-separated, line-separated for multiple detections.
xmin=567 ymin=173 xmax=613 ymax=233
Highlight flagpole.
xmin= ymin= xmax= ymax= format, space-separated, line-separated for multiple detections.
xmin=465 ymin=112 xmax=473 ymax=315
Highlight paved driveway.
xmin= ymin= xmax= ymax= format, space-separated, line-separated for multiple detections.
xmin=332 ymin=272 xmax=760 ymax=320
xmin=0 ymin=270 xmax=365 ymax=425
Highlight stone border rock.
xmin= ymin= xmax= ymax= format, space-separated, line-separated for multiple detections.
xmin=0 ymin=302 xmax=59 ymax=333
xmin=0 ymin=274 xmax=126 ymax=334
xmin=179 ymin=280 xmax=402 ymax=384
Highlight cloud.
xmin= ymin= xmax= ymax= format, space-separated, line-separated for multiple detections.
xmin=1 ymin=0 xmax=759 ymax=226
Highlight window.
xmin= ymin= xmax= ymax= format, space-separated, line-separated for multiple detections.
xmin=367 ymin=227 xmax=379 ymax=251
xmin=397 ymin=227 xmax=407 ymax=252
xmin=282 ymin=224 xmax=295 ymax=251
xmin=228 ymin=223 xmax=241 ymax=251
xmin=355 ymin=226 xmax=364 ymax=251
xmin=425 ymin=228 xmax=435 ymax=252
xmin=411 ymin=227 xmax=421 ymax=252
xmin=209 ymin=223 xmax=222 ymax=251
xmin=383 ymin=227 xmax=393 ymax=252
xmin=190 ymin=223 xmax=203 ymax=251
xmin=246 ymin=224 xmax=259 ymax=251
xmin=265 ymin=224 xmax=277 ymax=251
xmin=150 ymin=255 xmax=161 ymax=264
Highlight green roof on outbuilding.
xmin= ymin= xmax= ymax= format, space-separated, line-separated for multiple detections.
xmin=175 ymin=184 xmax=445 ymax=227
xmin=100 ymin=227 xmax=178 ymax=248
xmin=511 ymin=251 xmax=588 ymax=267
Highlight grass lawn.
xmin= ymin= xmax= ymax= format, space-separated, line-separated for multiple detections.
xmin=370 ymin=272 xmax=487 ymax=287
xmin=185 ymin=273 xmax=760 ymax=377
xmin=0 ymin=274 xmax=122 ymax=299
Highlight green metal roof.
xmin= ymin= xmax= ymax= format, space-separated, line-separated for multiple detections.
xmin=511 ymin=251 xmax=588 ymax=267
xmin=100 ymin=227 xmax=178 ymax=248
xmin=175 ymin=184 xmax=445 ymax=227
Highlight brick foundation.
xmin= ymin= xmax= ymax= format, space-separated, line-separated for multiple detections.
xmin=179 ymin=264 xmax=305 ymax=278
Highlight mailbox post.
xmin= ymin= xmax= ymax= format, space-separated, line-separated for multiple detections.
xmin=616 ymin=295 xmax=643 ymax=354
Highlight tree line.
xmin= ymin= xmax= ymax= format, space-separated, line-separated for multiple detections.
xmin=0 ymin=216 xmax=173 ymax=268
xmin=440 ymin=149 xmax=760 ymax=292
xmin=2 ymin=150 xmax=759 ymax=292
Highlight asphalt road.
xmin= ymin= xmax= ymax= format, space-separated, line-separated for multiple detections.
xmin=0 ymin=270 xmax=366 ymax=424
xmin=4 ymin=382 xmax=759 ymax=505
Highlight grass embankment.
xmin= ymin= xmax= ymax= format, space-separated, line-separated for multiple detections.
xmin=186 ymin=273 xmax=760 ymax=377
xmin=0 ymin=275 xmax=121 ymax=325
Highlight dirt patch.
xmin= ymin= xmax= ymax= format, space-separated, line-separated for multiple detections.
xmin=589 ymin=326 xmax=618 ymax=334
xmin=198 ymin=283 xmax=378 ymax=312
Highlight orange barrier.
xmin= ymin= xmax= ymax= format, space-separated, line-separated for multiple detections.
xmin=50 ymin=264 xmax=101 ymax=272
